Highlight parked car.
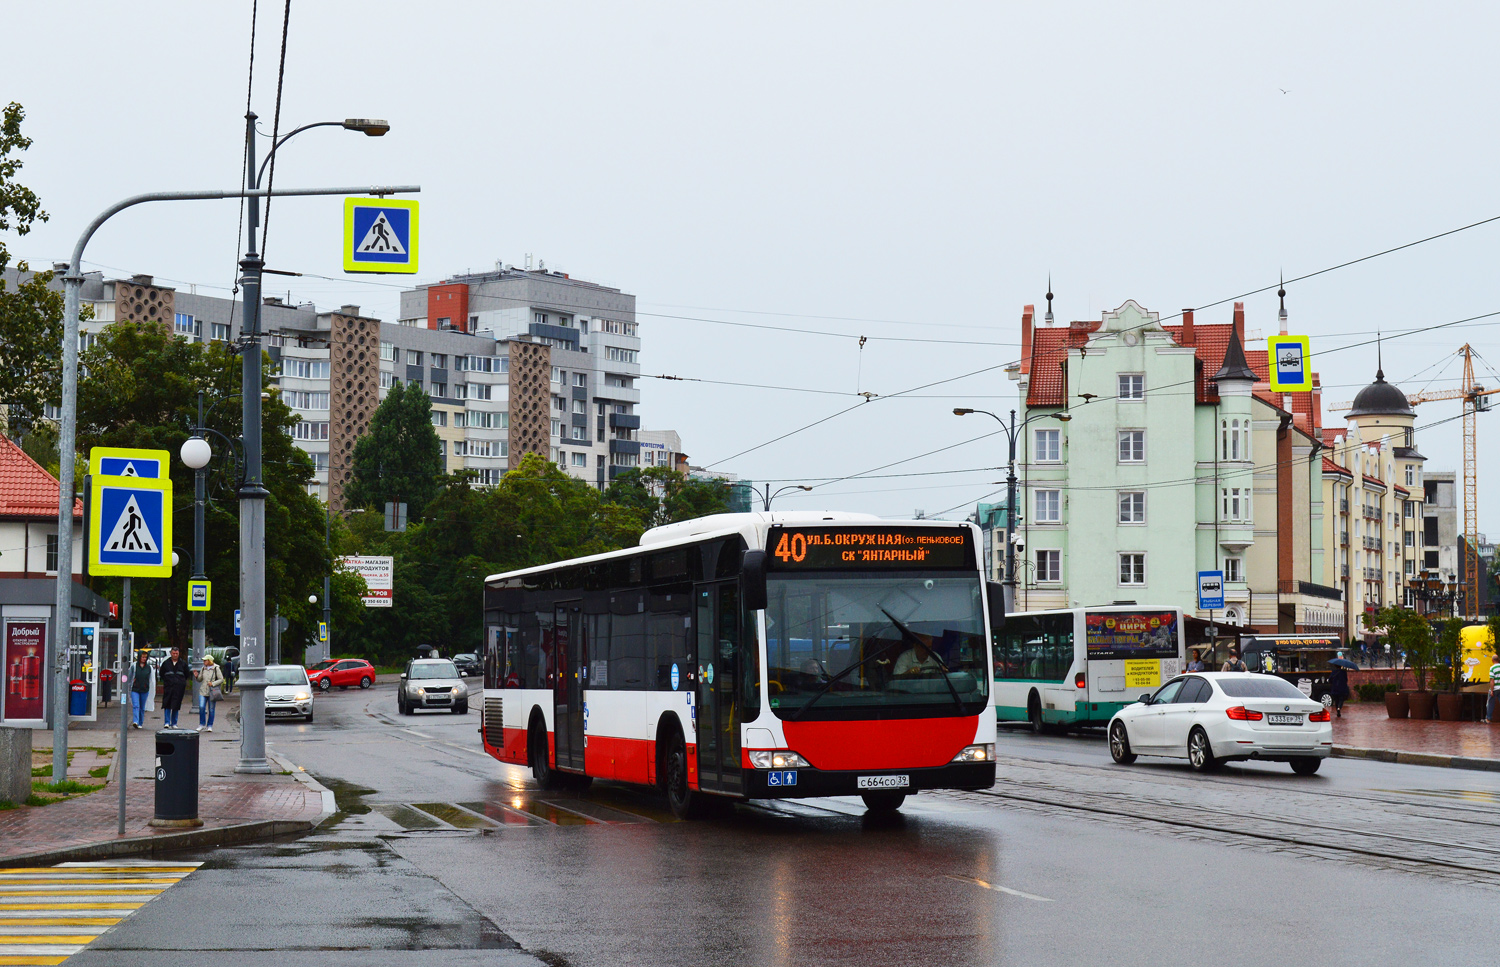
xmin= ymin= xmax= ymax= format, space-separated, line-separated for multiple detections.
xmin=306 ymin=658 xmax=376 ymax=692
xmin=1107 ymin=672 xmax=1332 ymax=775
xmin=397 ymin=659 xmax=468 ymax=715
xmin=451 ymin=653 xmax=481 ymax=677
xmin=264 ymin=664 xmax=314 ymax=723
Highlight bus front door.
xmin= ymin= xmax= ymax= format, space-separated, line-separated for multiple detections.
xmin=553 ymin=603 xmax=585 ymax=773
xmin=695 ymin=582 xmax=743 ymax=795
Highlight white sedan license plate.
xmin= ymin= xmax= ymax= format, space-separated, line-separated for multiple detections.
xmin=857 ymin=775 xmax=909 ymax=790
xmin=1267 ymin=713 xmax=1302 ymax=725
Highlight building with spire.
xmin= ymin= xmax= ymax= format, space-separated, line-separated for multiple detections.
xmin=1006 ymin=297 xmax=1336 ymax=633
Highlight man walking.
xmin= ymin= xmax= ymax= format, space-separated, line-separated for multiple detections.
xmin=1485 ymin=658 xmax=1499 ymax=725
xmin=1221 ymin=648 xmax=1248 ymax=673
xmin=158 ymin=647 xmax=191 ymax=728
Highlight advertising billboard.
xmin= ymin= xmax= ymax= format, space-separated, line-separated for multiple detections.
xmin=3 ymin=619 xmax=48 ymax=721
xmin=341 ymin=556 xmax=394 ymax=608
xmin=1084 ymin=611 xmax=1179 ymax=660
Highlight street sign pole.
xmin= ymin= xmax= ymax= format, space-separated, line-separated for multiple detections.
xmin=117 ymin=576 xmax=130 ymax=836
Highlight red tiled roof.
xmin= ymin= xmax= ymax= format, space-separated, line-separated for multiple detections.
xmin=1363 ymin=474 xmax=1387 ymax=488
xmin=1323 ymin=457 xmax=1352 ymax=477
xmin=0 ymin=436 xmax=82 ymax=519
xmin=1165 ymin=323 xmax=1234 ymax=404
xmin=1025 ymin=321 xmax=1100 ymax=406
xmin=1395 ymin=484 xmax=1410 ymax=496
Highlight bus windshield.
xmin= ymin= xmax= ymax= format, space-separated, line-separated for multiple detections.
xmin=765 ymin=571 xmax=988 ymax=719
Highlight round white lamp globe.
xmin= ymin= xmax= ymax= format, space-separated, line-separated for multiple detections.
xmin=180 ymin=436 xmax=212 ymax=470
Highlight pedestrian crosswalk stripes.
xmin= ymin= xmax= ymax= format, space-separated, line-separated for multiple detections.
xmin=0 ymin=862 xmax=198 ymax=965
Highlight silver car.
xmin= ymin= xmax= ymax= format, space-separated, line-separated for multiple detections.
xmin=398 ymin=659 xmax=469 ymax=715
xmin=264 ymin=664 xmax=314 ymax=723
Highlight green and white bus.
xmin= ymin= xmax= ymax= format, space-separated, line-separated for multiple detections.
xmin=993 ymin=606 xmax=1186 ymax=731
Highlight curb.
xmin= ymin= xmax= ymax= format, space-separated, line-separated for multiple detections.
xmin=0 ymin=819 xmax=314 ymax=868
xmin=267 ymin=749 xmax=337 ymax=826
xmin=1332 ymin=745 xmax=1500 ymax=773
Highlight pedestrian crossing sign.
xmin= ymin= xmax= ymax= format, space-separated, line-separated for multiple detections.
xmin=90 ymin=445 xmax=169 ymax=479
xmin=89 ymin=474 xmax=173 ymax=577
xmin=344 ymin=197 xmax=419 ymax=274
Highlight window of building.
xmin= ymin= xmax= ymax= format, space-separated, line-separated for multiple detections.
xmin=437 ymin=317 xmax=451 ymax=329
xmin=407 ymin=349 xmax=422 ymax=366
xmin=607 ymin=347 xmax=638 ymax=363
xmin=284 ymin=391 xmax=330 ymax=411
xmin=290 ymin=421 xmax=329 ymax=441
xmin=1405 ymin=465 xmax=1415 ymax=486
xmin=569 ymin=452 xmax=586 ymax=467
xmin=1118 ymin=374 xmax=1144 ymax=400
xmin=380 ymin=372 xmax=393 ymax=389
xmin=1034 ymin=428 xmax=1060 ymax=463
xmin=451 ymin=383 xmax=467 ymax=400
xmin=553 ymin=396 xmax=567 ymax=412
xmin=571 ymin=426 xmax=585 ymax=440
xmin=1035 ymin=549 xmax=1061 ymax=583
xmin=173 ymin=312 xmax=196 ymax=336
xmin=551 ymin=419 xmax=562 ymax=438
xmin=572 ymin=399 xmax=585 ymax=414
xmin=470 ymin=383 xmax=492 ymax=401
xmin=1034 ymin=489 xmax=1060 ymax=523
xmin=431 ymin=411 xmax=447 ymax=427
xmin=1118 ymin=491 xmax=1145 ymax=524
xmin=310 ymin=452 xmax=328 ymax=472
xmin=45 ymin=533 xmax=59 ymax=573
xmin=606 ymin=374 xmax=634 ymax=389
xmin=551 ymin=366 xmax=562 ymax=384
xmin=573 ymin=373 xmax=587 ymax=387
xmin=1224 ymin=557 xmax=1243 ymax=583
xmin=1221 ymin=487 xmax=1249 ymax=523
xmin=280 ymin=359 xmax=330 ymax=380
xmin=210 ymin=322 xmax=231 ymax=342
xmin=1404 ymin=531 xmax=1414 ymax=547
xmin=430 ymin=382 xmax=446 ymax=398
xmin=1118 ymin=553 xmax=1146 ymax=585
xmin=1118 ymin=430 xmax=1145 ymax=463
xmin=1221 ymin=418 xmax=1250 ymax=461
xmin=380 ymin=341 xmax=395 ymax=361
xmin=535 ymin=312 xmax=548 ymax=326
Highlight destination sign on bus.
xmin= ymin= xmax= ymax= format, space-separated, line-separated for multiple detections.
xmin=1085 ymin=611 xmax=1179 ymax=660
xmin=766 ymin=526 xmax=974 ymax=570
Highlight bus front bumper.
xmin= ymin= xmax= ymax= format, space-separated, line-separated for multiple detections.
xmin=744 ymin=762 xmax=995 ymax=799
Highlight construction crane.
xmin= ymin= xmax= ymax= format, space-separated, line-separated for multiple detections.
xmin=1330 ymin=344 xmax=1500 ymax=616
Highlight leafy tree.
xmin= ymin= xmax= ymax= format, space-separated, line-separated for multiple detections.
xmin=343 ymin=381 xmax=443 ymax=518
xmin=1434 ymin=617 xmax=1465 ymax=693
xmin=76 ymin=321 xmax=358 ymax=653
xmin=0 ymin=102 xmax=64 ymax=436
xmin=603 ymin=466 xmax=732 ymax=542
xmin=1373 ymin=606 xmax=1436 ymax=692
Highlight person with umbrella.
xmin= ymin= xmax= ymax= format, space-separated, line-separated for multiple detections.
xmin=1328 ymin=655 xmax=1358 ymax=719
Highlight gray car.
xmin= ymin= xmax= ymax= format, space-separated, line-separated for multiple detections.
xmin=398 ymin=659 xmax=469 ymax=715
xmin=264 ymin=664 xmax=314 ymax=723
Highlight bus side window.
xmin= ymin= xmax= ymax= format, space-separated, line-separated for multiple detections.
xmin=738 ymin=587 xmax=760 ymax=714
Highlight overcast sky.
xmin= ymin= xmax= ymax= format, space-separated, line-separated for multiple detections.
xmin=6 ymin=3 xmax=1500 ymax=528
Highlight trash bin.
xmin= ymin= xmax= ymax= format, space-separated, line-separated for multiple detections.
xmin=69 ymin=680 xmax=88 ymax=716
xmin=150 ymin=729 xmax=203 ymax=828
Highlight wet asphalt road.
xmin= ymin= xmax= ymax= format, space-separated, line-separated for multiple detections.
xmin=69 ymin=682 xmax=1500 ymax=966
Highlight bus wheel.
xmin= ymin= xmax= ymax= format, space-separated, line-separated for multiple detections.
xmin=1187 ymin=727 xmax=1217 ymax=772
xmin=664 ymin=736 xmax=700 ymax=820
xmin=530 ymin=721 xmax=562 ymax=790
xmin=860 ymin=791 xmax=906 ymax=813
xmin=1028 ymin=694 xmax=1048 ymax=735
xmin=1109 ymin=722 xmax=1137 ymax=764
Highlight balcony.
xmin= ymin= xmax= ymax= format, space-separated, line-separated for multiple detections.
xmin=1339 ymin=499 xmax=1349 ymax=513
xmin=1340 ymin=565 xmax=1349 ymax=578
xmin=1363 ymin=507 xmax=1381 ymax=520
xmin=1363 ymin=537 xmax=1381 ymax=551
xmin=609 ymin=438 xmax=641 ymax=456
xmin=609 ymin=412 xmax=641 ymax=430
xmin=1340 ymin=531 xmax=1349 ymax=547
xmin=1364 ymin=567 xmax=1380 ymax=581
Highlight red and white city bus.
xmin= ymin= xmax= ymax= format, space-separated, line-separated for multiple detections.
xmin=480 ymin=512 xmax=1001 ymax=817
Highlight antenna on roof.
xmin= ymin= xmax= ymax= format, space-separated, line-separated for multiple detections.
xmin=1278 ymin=273 xmax=1288 ymax=335
xmin=1045 ymin=274 xmax=1054 ymax=326
xmin=1376 ymin=330 xmax=1384 ymax=381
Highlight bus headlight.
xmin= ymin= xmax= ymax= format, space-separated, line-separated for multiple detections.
xmin=951 ymin=744 xmax=995 ymax=763
xmin=749 ymin=750 xmax=810 ymax=769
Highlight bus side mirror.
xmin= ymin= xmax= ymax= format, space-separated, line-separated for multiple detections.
xmin=986 ymin=582 xmax=1011 ymax=629
xmin=742 ymin=549 xmax=768 ymax=611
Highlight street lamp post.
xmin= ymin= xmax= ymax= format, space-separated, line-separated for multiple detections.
xmin=180 ymin=392 xmax=243 ymax=666
xmin=747 ymin=483 xmax=814 ymax=511
xmin=233 ymin=112 xmax=389 ymax=774
xmin=953 ymin=408 xmax=1071 ymax=601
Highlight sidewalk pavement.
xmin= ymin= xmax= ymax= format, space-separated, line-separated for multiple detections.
xmin=1332 ymin=700 xmax=1500 ymax=772
xmin=0 ymin=690 xmax=333 ymax=867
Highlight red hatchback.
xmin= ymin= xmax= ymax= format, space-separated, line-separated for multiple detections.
xmin=307 ymin=658 xmax=376 ymax=692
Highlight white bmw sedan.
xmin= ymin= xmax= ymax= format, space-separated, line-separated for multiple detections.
xmin=1107 ymin=672 xmax=1332 ymax=774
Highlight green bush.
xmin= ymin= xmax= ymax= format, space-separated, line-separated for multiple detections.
xmin=1356 ymin=682 xmax=1401 ymax=702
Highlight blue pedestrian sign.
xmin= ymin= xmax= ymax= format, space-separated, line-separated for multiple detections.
xmin=1198 ymin=570 xmax=1225 ymax=610
xmin=88 ymin=474 xmax=172 ymax=578
xmin=344 ymin=197 xmax=419 ymax=274
xmin=91 ymin=446 xmax=168 ymax=479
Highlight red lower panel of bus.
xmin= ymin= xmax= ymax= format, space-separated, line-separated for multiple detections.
xmin=780 ymin=715 xmax=979 ymax=771
xmin=486 ymin=729 xmax=697 ymax=790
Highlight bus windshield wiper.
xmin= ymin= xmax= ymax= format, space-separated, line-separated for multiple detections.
xmin=787 ymin=621 xmax=909 ymax=722
xmin=880 ymin=608 xmax=966 ymax=713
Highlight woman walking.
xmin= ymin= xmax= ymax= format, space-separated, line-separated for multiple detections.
xmin=1328 ymin=662 xmax=1351 ymax=719
xmin=128 ymin=650 xmax=155 ymax=729
xmin=194 ymin=655 xmax=225 ymax=732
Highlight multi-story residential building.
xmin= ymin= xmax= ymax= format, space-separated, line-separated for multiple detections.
xmin=1320 ymin=372 xmax=1422 ymax=640
xmin=1006 ymin=298 xmax=1335 ymax=633
xmin=638 ymin=430 xmax=689 ymax=473
xmin=398 ymin=265 xmax=643 ymax=489
xmin=37 ymin=264 xmax=655 ymax=509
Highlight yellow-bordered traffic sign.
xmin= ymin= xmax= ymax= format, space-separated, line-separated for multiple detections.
xmin=89 ymin=474 xmax=173 ymax=577
xmin=344 ymin=197 xmax=419 ymax=274
xmin=188 ymin=580 xmax=211 ymax=612
xmin=1268 ymin=335 xmax=1313 ymax=392
xmin=89 ymin=446 xmax=171 ymax=479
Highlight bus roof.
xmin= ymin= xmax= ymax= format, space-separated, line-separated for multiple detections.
xmin=483 ymin=511 xmax=974 ymax=585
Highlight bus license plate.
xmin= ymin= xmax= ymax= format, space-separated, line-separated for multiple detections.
xmin=857 ymin=775 xmax=909 ymax=790
xmin=1267 ymin=713 xmax=1302 ymax=725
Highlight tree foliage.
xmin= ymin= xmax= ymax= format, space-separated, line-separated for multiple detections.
xmin=343 ymin=381 xmax=443 ymax=518
xmin=76 ymin=321 xmax=363 ymax=657
xmin=0 ymin=102 xmax=63 ymax=435
xmin=603 ymin=466 xmax=732 ymax=542
xmin=1373 ymin=606 xmax=1436 ymax=692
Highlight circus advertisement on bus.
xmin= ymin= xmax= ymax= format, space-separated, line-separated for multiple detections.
xmin=1085 ymin=611 xmax=1179 ymax=660
xmin=3 ymin=619 xmax=47 ymax=721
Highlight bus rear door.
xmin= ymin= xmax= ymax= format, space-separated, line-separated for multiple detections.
xmin=553 ymin=602 xmax=585 ymax=773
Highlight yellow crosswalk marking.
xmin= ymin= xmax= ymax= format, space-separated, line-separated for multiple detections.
xmin=0 ymin=905 xmax=143 ymax=912
xmin=0 ymin=890 xmax=165 ymax=898
xmin=0 ymin=957 xmax=68 ymax=966
xmin=0 ymin=937 xmax=100 ymax=944
xmin=0 ymin=862 xmax=199 ymax=965
xmin=0 ymin=921 xmax=119 ymax=928
xmin=0 ymin=879 xmax=184 ymax=886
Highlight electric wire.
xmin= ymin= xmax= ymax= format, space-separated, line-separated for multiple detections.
xmin=257 ymin=0 xmax=293 ymax=258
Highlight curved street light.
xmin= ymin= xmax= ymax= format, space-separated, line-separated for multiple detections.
xmin=745 ymin=483 xmax=814 ymax=511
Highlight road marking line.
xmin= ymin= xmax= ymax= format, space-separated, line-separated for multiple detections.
xmin=0 ymin=890 xmax=166 ymax=898
xmin=946 ymin=875 xmax=1053 ymax=901
xmin=0 ymin=920 xmax=121 ymax=927
xmin=0 ymin=956 xmax=69 ymax=965
xmin=0 ymin=879 xmax=183 ymax=886
xmin=0 ymin=935 xmax=104 ymax=943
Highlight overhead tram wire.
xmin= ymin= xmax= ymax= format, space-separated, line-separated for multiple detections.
xmin=226 ymin=0 xmax=259 ymax=341
xmin=257 ymin=0 xmax=293 ymax=255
